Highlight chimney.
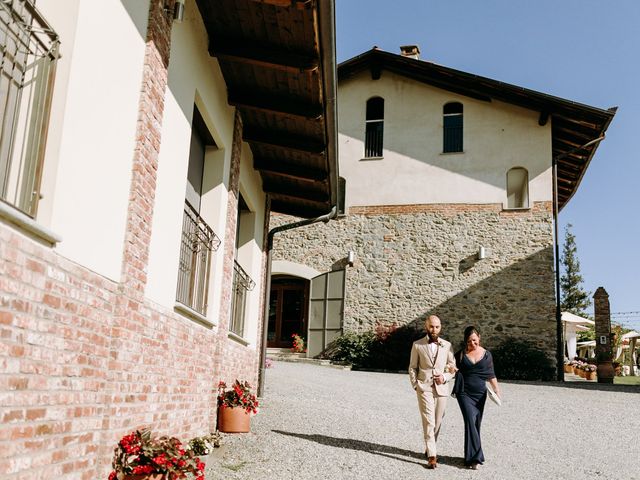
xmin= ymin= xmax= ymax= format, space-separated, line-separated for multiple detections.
xmin=399 ymin=45 xmax=420 ymax=60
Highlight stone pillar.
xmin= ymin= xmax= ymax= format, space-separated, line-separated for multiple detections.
xmin=593 ymin=287 xmax=614 ymax=383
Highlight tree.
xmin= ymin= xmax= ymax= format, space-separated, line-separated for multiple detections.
xmin=560 ymin=224 xmax=591 ymax=317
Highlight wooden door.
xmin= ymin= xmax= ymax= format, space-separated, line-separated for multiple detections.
xmin=267 ymin=277 xmax=308 ymax=348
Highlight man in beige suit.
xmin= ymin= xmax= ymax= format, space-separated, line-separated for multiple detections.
xmin=409 ymin=315 xmax=456 ymax=469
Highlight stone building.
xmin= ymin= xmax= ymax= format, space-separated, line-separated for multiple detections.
xmin=0 ymin=1 xmax=337 ymax=478
xmin=269 ymin=46 xmax=615 ymax=361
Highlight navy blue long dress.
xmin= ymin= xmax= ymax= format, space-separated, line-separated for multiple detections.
xmin=454 ymin=349 xmax=496 ymax=466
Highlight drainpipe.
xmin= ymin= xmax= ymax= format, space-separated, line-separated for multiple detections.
xmin=257 ymin=207 xmax=337 ymax=397
xmin=552 ymin=134 xmax=605 ymax=381
xmin=256 ymin=0 xmax=338 ymax=397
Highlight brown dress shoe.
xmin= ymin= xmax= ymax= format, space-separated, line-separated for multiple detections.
xmin=427 ymin=456 xmax=438 ymax=469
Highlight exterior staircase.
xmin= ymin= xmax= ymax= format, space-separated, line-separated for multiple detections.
xmin=266 ymin=348 xmax=350 ymax=370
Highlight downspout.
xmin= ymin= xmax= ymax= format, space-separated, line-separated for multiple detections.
xmin=552 ymin=134 xmax=605 ymax=381
xmin=258 ymin=207 xmax=337 ymax=397
xmin=257 ymin=0 xmax=338 ymax=397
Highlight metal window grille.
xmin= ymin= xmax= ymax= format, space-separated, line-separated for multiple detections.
xmin=0 ymin=0 xmax=59 ymax=216
xmin=443 ymin=112 xmax=463 ymax=153
xmin=364 ymin=120 xmax=383 ymax=158
xmin=176 ymin=201 xmax=221 ymax=315
xmin=230 ymin=260 xmax=255 ymax=337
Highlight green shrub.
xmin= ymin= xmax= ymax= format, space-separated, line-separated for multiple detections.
xmin=492 ymin=338 xmax=555 ymax=381
xmin=327 ymin=324 xmax=422 ymax=370
xmin=329 ymin=331 xmax=376 ymax=367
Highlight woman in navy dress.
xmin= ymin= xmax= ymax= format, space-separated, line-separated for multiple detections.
xmin=453 ymin=326 xmax=501 ymax=469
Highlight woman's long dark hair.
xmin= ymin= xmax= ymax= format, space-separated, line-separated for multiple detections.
xmin=463 ymin=325 xmax=481 ymax=345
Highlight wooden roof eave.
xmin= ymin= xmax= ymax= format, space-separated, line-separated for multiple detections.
xmin=196 ymin=0 xmax=338 ymax=219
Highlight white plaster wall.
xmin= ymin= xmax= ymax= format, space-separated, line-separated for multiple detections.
xmin=146 ymin=0 xmax=266 ymax=338
xmin=271 ymin=260 xmax=321 ymax=280
xmin=36 ymin=0 xmax=150 ymax=280
xmin=338 ymin=70 xmax=553 ymax=208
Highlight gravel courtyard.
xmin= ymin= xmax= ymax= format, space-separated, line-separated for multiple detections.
xmin=206 ymin=361 xmax=640 ymax=480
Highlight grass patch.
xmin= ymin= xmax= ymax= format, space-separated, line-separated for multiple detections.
xmin=222 ymin=461 xmax=248 ymax=472
xmin=614 ymin=376 xmax=640 ymax=386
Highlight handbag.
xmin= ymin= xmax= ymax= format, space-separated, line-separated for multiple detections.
xmin=486 ymin=382 xmax=502 ymax=406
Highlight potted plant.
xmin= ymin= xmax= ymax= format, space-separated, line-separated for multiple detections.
xmin=108 ymin=429 xmax=205 ymax=480
xmin=217 ymin=380 xmax=259 ymax=433
xmin=563 ymin=359 xmax=574 ymax=374
xmin=187 ymin=432 xmax=221 ymax=457
xmin=584 ymin=364 xmax=597 ymax=381
xmin=291 ymin=333 xmax=306 ymax=353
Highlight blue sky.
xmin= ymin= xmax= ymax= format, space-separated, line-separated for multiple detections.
xmin=335 ymin=0 xmax=640 ymax=328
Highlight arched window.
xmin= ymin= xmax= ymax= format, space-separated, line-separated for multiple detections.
xmin=506 ymin=167 xmax=529 ymax=208
xmin=364 ymin=97 xmax=384 ymax=158
xmin=443 ymin=102 xmax=463 ymax=153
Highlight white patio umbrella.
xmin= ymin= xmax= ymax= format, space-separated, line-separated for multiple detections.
xmin=562 ymin=312 xmax=595 ymax=360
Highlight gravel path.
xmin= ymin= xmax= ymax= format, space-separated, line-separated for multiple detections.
xmin=205 ymin=361 xmax=640 ymax=480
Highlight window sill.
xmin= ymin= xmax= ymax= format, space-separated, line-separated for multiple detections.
xmin=228 ymin=331 xmax=250 ymax=346
xmin=0 ymin=201 xmax=62 ymax=246
xmin=440 ymin=151 xmax=465 ymax=155
xmin=360 ymin=156 xmax=384 ymax=161
xmin=174 ymin=302 xmax=214 ymax=329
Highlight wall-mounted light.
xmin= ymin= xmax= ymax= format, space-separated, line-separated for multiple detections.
xmin=165 ymin=0 xmax=185 ymax=22
xmin=478 ymin=246 xmax=486 ymax=260
xmin=347 ymin=250 xmax=356 ymax=267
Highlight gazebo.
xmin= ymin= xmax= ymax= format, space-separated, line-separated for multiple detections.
xmin=562 ymin=311 xmax=595 ymax=360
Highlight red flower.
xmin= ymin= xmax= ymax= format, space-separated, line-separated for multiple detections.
xmin=153 ymin=454 xmax=167 ymax=465
xmin=132 ymin=464 xmax=155 ymax=474
xmin=197 ymin=461 xmax=205 ymax=471
xmin=108 ymin=472 xmax=117 ymax=480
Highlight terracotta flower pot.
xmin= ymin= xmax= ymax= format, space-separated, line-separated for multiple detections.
xmin=586 ymin=371 xmax=596 ymax=381
xmin=564 ymin=364 xmax=573 ymax=374
xmin=218 ymin=406 xmax=251 ymax=433
xmin=573 ymin=367 xmax=580 ymax=376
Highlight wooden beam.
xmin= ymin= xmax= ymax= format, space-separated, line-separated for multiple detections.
xmin=250 ymin=0 xmax=312 ymax=8
xmin=244 ymin=128 xmax=325 ymax=155
xmin=228 ymin=91 xmax=322 ymax=120
xmin=210 ymin=39 xmax=319 ymax=73
xmin=270 ymin=201 xmax=326 ymax=218
xmin=264 ymin=184 xmax=329 ymax=203
xmin=255 ymin=157 xmax=328 ymax=182
xmin=268 ymin=191 xmax=329 ymax=207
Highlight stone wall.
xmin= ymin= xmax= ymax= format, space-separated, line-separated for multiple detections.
xmin=271 ymin=202 xmax=556 ymax=360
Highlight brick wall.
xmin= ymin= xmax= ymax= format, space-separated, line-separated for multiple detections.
xmin=0 ymin=219 xmax=260 ymax=479
xmin=0 ymin=1 xmax=261 ymax=478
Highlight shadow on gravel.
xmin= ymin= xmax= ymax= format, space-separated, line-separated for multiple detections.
xmin=503 ymin=380 xmax=640 ymax=393
xmin=272 ymin=430 xmax=468 ymax=469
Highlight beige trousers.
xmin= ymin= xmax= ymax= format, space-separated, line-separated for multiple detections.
xmin=416 ymin=387 xmax=448 ymax=457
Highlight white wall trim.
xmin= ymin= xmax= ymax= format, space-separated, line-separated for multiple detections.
xmin=0 ymin=201 xmax=62 ymax=245
xmin=271 ymin=260 xmax=321 ymax=280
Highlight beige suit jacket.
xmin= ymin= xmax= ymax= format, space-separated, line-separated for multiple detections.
xmin=409 ymin=336 xmax=456 ymax=397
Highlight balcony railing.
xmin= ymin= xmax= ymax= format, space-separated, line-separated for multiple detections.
xmin=229 ymin=260 xmax=255 ymax=337
xmin=0 ymin=0 xmax=59 ymax=216
xmin=176 ymin=201 xmax=221 ymax=316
